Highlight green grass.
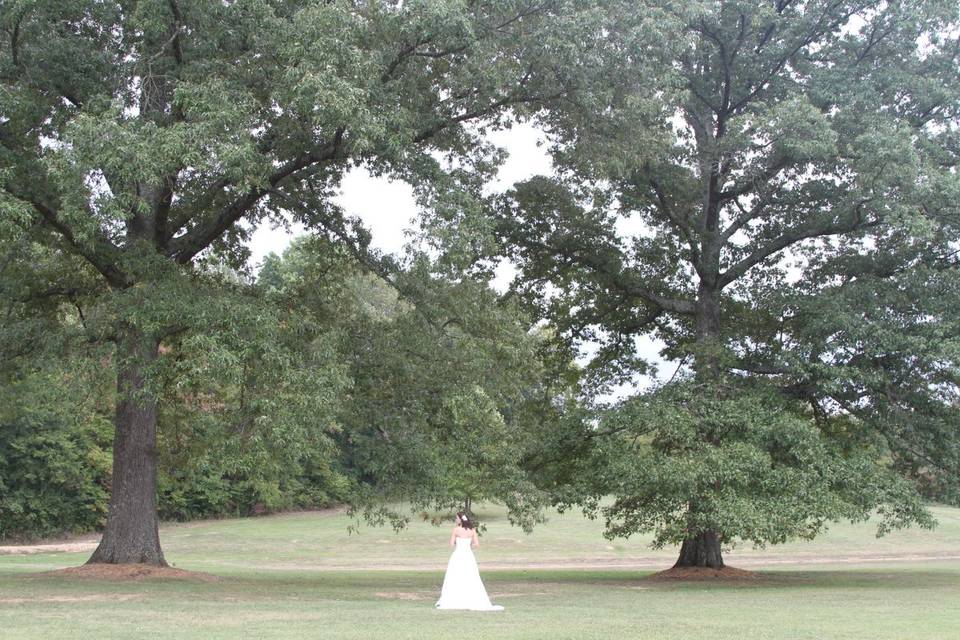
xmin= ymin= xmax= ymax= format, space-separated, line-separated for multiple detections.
xmin=2 ymin=504 xmax=959 ymax=639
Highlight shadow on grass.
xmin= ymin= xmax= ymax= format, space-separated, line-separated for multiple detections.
xmin=464 ymin=567 xmax=960 ymax=592
xmin=6 ymin=565 xmax=959 ymax=604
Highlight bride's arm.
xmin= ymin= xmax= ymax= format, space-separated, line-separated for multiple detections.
xmin=471 ymin=529 xmax=479 ymax=548
xmin=449 ymin=528 xmax=458 ymax=547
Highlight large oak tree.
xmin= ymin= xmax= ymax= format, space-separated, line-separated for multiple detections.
xmin=0 ymin=0 xmax=598 ymax=564
xmin=485 ymin=0 xmax=960 ymax=568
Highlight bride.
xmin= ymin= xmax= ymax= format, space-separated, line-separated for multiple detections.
xmin=435 ymin=512 xmax=504 ymax=611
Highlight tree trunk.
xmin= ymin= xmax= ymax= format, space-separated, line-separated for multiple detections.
xmin=693 ymin=281 xmax=722 ymax=378
xmin=673 ymin=530 xmax=724 ymax=568
xmin=87 ymin=327 xmax=166 ymax=566
xmin=676 ymin=281 xmax=726 ymax=569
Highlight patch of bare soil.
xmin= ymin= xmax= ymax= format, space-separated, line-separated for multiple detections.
xmin=647 ymin=565 xmax=764 ymax=581
xmin=0 ymin=541 xmax=98 ymax=555
xmin=374 ymin=591 xmax=430 ymax=601
xmin=33 ymin=564 xmax=221 ymax=582
xmin=0 ymin=594 xmax=144 ymax=604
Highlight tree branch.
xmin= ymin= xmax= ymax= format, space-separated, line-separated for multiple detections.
xmin=516 ymin=234 xmax=696 ymax=315
xmin=3 ymin=186 xmax=129 ymax=288
xmin=696 ymin=18 xmax=733 ymax=114
xmin=727 ymin=2 xmax=864 ymax=116
xmin=167 ymin=128 xmax=346 ymax=264
xmin=9 ymin=12 xmax=23 ymax=67
xmin=729 ymin=360 xmax=793 ymax=375
xmin=379 ymin=3 xmax=549 ymax=83
xmin=411 ymin=64 xmax=564 ymax=144
xmin=642 ymin=170 xmax=701 ymax=266
xmin=717 ymin=154 xmax=790 ymax=207
xmin=718 ymin=198 xmax=877 ymax=288
xmin=721 ymin=193 xmax=767 ymax=241
xmin=166 ymin=0 xmax=185 ymax=65
xmin=155 ymin=174 xmax=177 ymax=248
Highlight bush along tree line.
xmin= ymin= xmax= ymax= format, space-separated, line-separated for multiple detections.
xmin=1 ymin=0 xmax=958 ymax=570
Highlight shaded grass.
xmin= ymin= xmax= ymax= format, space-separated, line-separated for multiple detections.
xmin=2 ymin=565 xmax=959 ymax=639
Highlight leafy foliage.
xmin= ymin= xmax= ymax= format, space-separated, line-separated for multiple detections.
xmin=0 ymin=224 xmax=354 ymax=533
xmin=0 ymin=365 xmax=113 ymax=541
xmin=155 ymin=281 xmax=352 ymax=521
xmin=585 ymin=378 xmax=933 ymax=547
xmin=784 ymin=254 xmax=960 ymax=505
xmin=261 ymin=238 xmax=563 ymax=531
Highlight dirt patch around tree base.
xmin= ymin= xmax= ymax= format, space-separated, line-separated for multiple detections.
xmin=33 ymin=563 xmax=221 ymax=582
xmin=647 ymin=565 xmax=764 ymax=581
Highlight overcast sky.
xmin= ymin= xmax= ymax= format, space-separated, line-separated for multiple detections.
xmin=247 ymin=122 xmax=553 ymax=269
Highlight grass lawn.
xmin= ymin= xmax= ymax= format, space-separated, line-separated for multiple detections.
xmin=1 ymin=504 xmax=958 ymax=639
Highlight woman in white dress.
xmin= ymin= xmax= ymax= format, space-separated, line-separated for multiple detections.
xmin=435 ymin=512 xmax=504 ymax=611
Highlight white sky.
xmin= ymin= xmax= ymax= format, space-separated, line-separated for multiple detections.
xmin=247 ymin=122 xmax=669 ymax=396
xmin=248 ymin=122 xmax=553 ymax=268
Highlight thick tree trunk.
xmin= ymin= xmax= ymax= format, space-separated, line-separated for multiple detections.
xmin=673 ymin=530 xmax=724 ymax=568
xmin=676 ymin=281 xmax=726 ymax=569
xmin=87 ymin=327 xmax=166 ymax=566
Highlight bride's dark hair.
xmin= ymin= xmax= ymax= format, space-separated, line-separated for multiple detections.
xmin=457 ymin=511 xmax=476 ymax=530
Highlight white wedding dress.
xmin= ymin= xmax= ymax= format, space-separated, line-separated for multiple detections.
xmin=435 ymin=537 xmax=504 ymax=611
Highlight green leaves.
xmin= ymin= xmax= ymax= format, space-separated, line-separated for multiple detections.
xmin=788 ymin=257 xmax=960 ymax=505
xmin=150 ymin=266 xmax=353 ymax=519
xmin=2 ymin=0 xmax=956 ymax=555
xmin=2 ymin=0 xmax=601 ymax=285
xmin=593 ymin=380 xmax=934 ymax=548
xmin=751 ymin=95 xmax=838 ymax=162
xmin=0 ymin=359 xmax=113 ymax=540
